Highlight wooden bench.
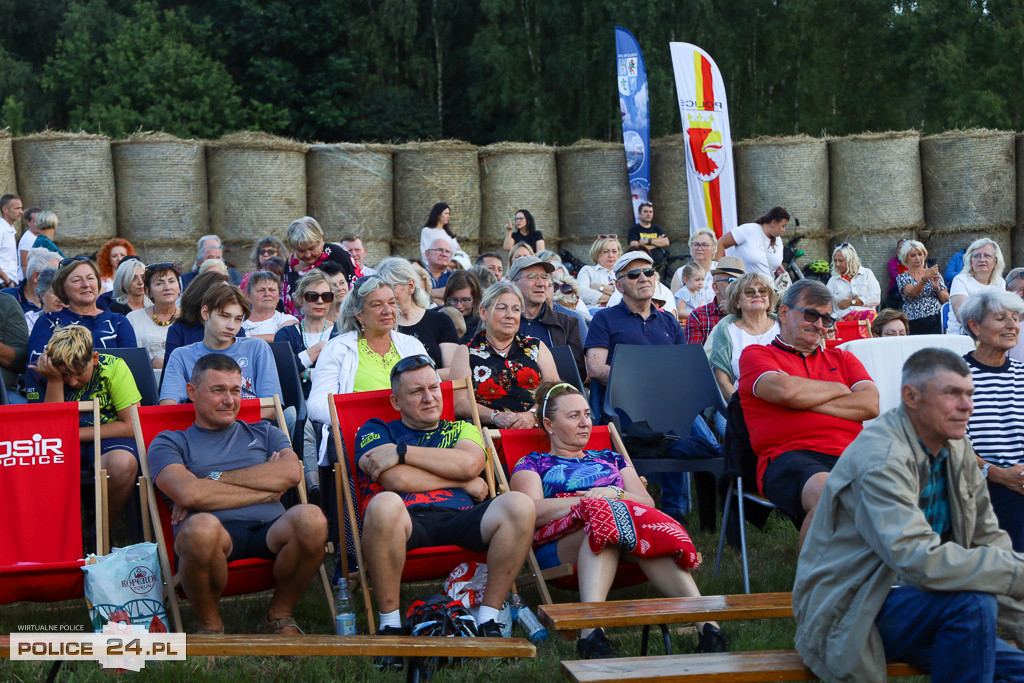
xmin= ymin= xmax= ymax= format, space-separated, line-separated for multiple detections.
xmin=561 ymin=650 xmax=923 ymax=682
xmin=540 ymin=592 xmax=793 ymax=632
xmin=0 ymin=634 xmax=535 ymax=659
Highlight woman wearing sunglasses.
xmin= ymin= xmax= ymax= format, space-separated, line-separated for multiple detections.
xmin=126 ymin=263 xmax=182 ymax=378
xmin=510 ymin=381 xmax=727 ymax=660
xmin=25 ymin=256 xmax=137 ymax=400
xmin=274 ymin=270 xmax=339 ymax=396
xmin=826 ymin=243 xmax=881 ymax=323
xmin=242 ymin=270 xmax=298 ymax=342
xmin=708 ymin=272 xmax=781 ymax=401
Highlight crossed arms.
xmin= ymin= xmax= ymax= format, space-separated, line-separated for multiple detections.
xmin=359 ymin=438 xmax=489 ymax=502
xmin=753 ymin=371 xmax=879 ymax=422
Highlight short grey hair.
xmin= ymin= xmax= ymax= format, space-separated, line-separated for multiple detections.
xmin=375 ymin=257 xmax=431 ymax=309
xmin=957 ymin=289 xmax=1024 ymax=341
xmin=26 ymin=247 xmax=60 ymax=280
xmin=36 ymin=267 xmax=57 ymax=300
xmin=35 ymin=210 xmax=58 ymax=231
xmin=194 ymin=234 xmax=221 ymax=269
xmin=478 ymin=281 xmax=524 ymax=331
xmin=468 ymin=264 xmax=497 ymax=289
xmin=902 ymin=348 xmax=970 ymax=390
xmin=781 ymin=278 xmax=834 ymax=311
xmin=336 ymin=275 xmax=394 ymax=334
xmin=198 ymin=258 xmax=228 ymax=275
xmin=244 ymin=269 xmax=281 ymax=295
xmin=113 ymin=258 xmax=146 ymax=304
xmin=287 ymin=216 xmax=324 ymax=250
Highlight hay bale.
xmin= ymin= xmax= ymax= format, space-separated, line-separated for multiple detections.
xmin=0 ymin=129 xmax=15 ymax=196
xmin=557 ymin=140 xmax=633 ymax=260
xmin=1016 ymin=134 xmax=1024 ymax=267
xmin=207 ymin=132 xmax=307 ymax=256
xmin=479 ymin=142 xmax=559 ymax=254
xmin=735 ymin=135 xmax=830 ymax=261
xmin=925 ymin=227 xmax=1011 ymax=277
xmin=112 ymin=132 xmax=208 ymax=251
xmin=650 ymin=135 xmax=689 ymax=240
xmin=307 ymin=143 xmax=393 ymax=259
xmin=829 ymin=131 xmax=924 ymax=232
xmin=12 ymin=132 xmax=116 ymax=242
xmin=392 ymin=140 xmax=481 ymax=257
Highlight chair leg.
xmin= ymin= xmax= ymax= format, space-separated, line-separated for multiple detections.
xmin=660 ymin=624 xmax=672 ymax=655
xmin=737 ymin=476 xmax=750 ymax=594
xmin=714 ymin=483 xmax=734 ymax=578
xmin=318 ymin=563 xmax=337 ymax=622
xmin=640 ymin=624 xmax=650 ymax=656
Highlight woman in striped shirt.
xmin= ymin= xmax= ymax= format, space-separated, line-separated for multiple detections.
xmin=960 ymin=289 xmax=1024 ymax=550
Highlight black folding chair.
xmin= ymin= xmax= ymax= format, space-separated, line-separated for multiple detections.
xmin=603 ymin=344 xmax=726 ymax=532
xmin=269 ymin=341 xmax=307 ymax=461
xmin=550 ymin=345 xmax=586 ymax=396
xmin=103 ymin=347 xmax=159 ymax=406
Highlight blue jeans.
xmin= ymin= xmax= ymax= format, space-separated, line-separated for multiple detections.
xmin=660 ymin=417 xmax=717 ymax=516
xmin=876 ymin=585 xmax=1024 ymax=682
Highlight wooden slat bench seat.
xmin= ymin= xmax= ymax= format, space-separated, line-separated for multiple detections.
xmin=561 ymin=650 xmax=923 ymax=682
xmin=540 ymin=592 xmax=794 ymax=632
xmin=0 ymin=634 xmax=535 ymax=659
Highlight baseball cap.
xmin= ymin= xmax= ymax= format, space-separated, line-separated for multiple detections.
xmin=613 ymin=251 xmax=654 ymax=275
xmin=710 ymin=256 xmax=746 ymax=279
xmin=508 ymin=255 xmax=556 ymax=282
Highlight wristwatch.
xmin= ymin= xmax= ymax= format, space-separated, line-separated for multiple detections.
xmin=396 ymin=442 xmax=408 ymax=465
xmin=981 ymin=463 xmax=991 ymax=479
xmin=207 ymin=470 xmax=222 ymax=481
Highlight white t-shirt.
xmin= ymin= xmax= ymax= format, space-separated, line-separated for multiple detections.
xmin=948 ymin=273 xmax=1006 ymax=336
xmin=0 ymin=218 xmax=18 ymax=283
xmin=727 ymin=320 xmax=780 ymax=387
xmin=242 ymin=310 xmax=299 ymax=336
xmin=671 ymin=260 xmax=716 ymax=297
xmin=17 ymin=230 xmax=38 ymax=280
xmin=419 ymin=227 xmax=460 ymax=262
xmin=675 ymin=285 xmax=715 ymax=316
xmin=726 ymin=223 xmax=782 ymax=276
xmin=606 ymin=281 xmax=675 ymax=309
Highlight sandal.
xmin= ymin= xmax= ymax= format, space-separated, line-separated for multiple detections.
xmin=263 ymin=615 xmax=304 ymax=635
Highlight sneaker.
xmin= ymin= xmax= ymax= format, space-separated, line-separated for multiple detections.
xmin=374 ymin=625 xmax=406 ymax=671
xmin=576 ymin=628 xmax=617 ymax=659
xmin=477 ymin=619 xmax=504 ymax=638
xmin=694 ymin=623 xmax=728 ymax=653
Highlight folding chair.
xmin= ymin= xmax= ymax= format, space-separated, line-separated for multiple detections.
xmin=486 ymin=424 xmax=672 ymax=655
xmin=603 ymin=344 xmax=726 ymax=532
xmin=133 ymin=396 xmax=335 ymax=632
xmin=103 ymin=347 xmax=160 ymax=406
xmin=329 ymin=379 xmax=493 ymax=632
xmin=269 ymin=341 xmax=308 ymax=459
xmin=0 ymin=401 xmax=106 ymax=604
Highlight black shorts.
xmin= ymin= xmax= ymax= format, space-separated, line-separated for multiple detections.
xmin=222 ymin=518 xmax=279 ymax=563
xmin=762 ymin=450 xmax=837 ymax=526
xmin=406 ymin=499 xmax=494 ymax=553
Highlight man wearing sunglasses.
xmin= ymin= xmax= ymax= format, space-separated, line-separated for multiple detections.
xmin=738 ymin=279 xmax=879 ymax=547
xmin=355 ymin=355 xmax=535 ymax=652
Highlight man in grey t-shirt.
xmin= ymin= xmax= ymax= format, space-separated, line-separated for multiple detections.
xmin=147 ymin=353 xmax=326 ymax=635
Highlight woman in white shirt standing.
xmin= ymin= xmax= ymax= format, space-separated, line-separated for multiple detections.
xmin=826 ymin=243 xmax=881 ymax=322
xmin=575 ymin=236 xmax=620 ymax=309
xmin=715 ymin=207 xmax=789 ymax=277
xmin=242 ymin=270 xmax=298 ymax=341
xmin=948 ymin=237 xmax=1006 ymax=336
xmin=419 ymin=202 xmax=462 ymax=263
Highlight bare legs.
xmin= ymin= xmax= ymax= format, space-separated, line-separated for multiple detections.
xmin=799 ymin=472 xmax=830 ymax=548
xmin=101 ymin=449 xmax=137 ymax=521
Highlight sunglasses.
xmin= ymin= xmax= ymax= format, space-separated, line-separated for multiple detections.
xmin=541 ymin=382 xmax=578 ymax=420
xmin=833 ymin=243 xmax=851 ymax=250
xmin=353 ymin=274 xmax=384 ymax=289
xmin=555 ymin=283 xmax=575 ymax=295
xmin=145 ymin=262 xmax=182 ymax=274
xmin=620 ymin=267 xmax=656 ymax=281
xmin=597 ymin=234 xmax=618 ymax=240
xmin=714 ymin=276 xmax=738 ymax=285
xmin=791 ymin=306 xmax=838 ymax=328
xmin=59 ymin=256 xmax=91 ymax=268
xmin=389 ymin=354 xmax=436 ymax=382
xmin=446 ymin=297 xmax=474 ymax=306
xmin=258 ymin=248 xmax=278 ymax=256
xmin=743 ymin=288 xmax=770 ymax=297
xmin=303 ymin=290 xmax=335 ymax=303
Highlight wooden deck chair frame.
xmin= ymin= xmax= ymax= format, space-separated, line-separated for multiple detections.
xmin=0 ymin=401 xmax=107 ymax=604
xmin=486 ymin=423 xmax=673 ymax=654
xmin=133 ymin=395 xmax=335 ymax=633
xmin=328 ymin=378 xmax=495 ymax=633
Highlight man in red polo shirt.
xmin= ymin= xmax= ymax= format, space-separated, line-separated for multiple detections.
xmin=738 ymin=279 xmax=879 ymax=546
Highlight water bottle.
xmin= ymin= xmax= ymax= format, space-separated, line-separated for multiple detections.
xmin=334 ymin=579 xmax=357 ymax=636
xmin=510 ymin=594 xmax=548 ymax=643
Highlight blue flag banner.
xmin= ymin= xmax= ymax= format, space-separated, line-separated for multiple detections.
xmin=615 ymin=26 xmax=650 ymax=219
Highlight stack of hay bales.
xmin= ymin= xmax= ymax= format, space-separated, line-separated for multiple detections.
xmin=12 ymin=131 xmax=116 ymax=257
xmin=921 ymin=130 xmax=1014 ymax=271
xmin=392 ymin=140 xmax=480 ymax=259
xmin=1018 ymin=134 xmax=1024 ymax=267
xmin=112 ymin=132 xmax=208 ymax=267
xmin=478 ymin=142 xmax=559 ymax=255
xmin=650 ymin=134 xmax=690 ymax=242
xmin=307 ymin=143 xmax=394 ymax=266
xmin=207 ymin=132 xmax=308 ymax=269
xmin=557 ymin=140 xmax=633 ymax=263
xmin=828 ymin=131 xmax=924 ymax=290
xmin=734 ymin=135 xmax=830 ymax=262
xmin=0 ymin=129 xmax=15 ymax=197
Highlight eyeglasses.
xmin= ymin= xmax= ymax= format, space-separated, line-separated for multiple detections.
xmin=790 ymin=306 xmax=838 ymax=328
xmin=541 ymin=382 xmax=577 ymax=420
xmin=714 ymin=276 xmax=738 ymax=285
xmin=515 ymin=216 xmax=526 ymax=222
xmin=446 ymin=297 xmax=474 ymax=306
xmin=743 ymin=288 xmax=770 ymax=298
xmin=597 ymin=234 xmax=618 ymax=240
xmin=303 ymin=290 xmax=335 ymax=303
xmin=353 ymin=274 xmax=384 ymax=289
xmin=428 ymin=247 xmax=452 ymax=255
xmin=145 ymin=262 xmax=182 ymax=274
xmin=691 ymin=242 xmax=712 ymax=250
xmin=620 ymin=267 xmax=656 ymax=281
xmin=555 ymin=283 xmax=575 ymax=295
xmin=389 ymin=354 xmax=436 ymax=382
xmin=258 ymin=248 xmax=278 ymax=256
xmin=59 ymin=256 xmax=91 ymax=268
xmin=971 ymin=253 xmax=995 ymax=261
xmin=833 ymin=243 xmax=851 ymax=250
xmin=517 ymin=273 xmax=551 ymax=282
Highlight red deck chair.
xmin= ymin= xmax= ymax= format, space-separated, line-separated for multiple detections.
xmin=329 ymin=379 xmax=495 ymax=631
xmin=0 ymin=401 xmax=105 ymax=604
xmin=486 ymin=424 xmax=650 ymax=604
xmin=134 ymin=397 xmax=335 ymax=632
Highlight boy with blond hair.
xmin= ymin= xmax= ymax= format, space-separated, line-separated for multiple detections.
xmin=30 ymin=324 xmax=141 ymax=521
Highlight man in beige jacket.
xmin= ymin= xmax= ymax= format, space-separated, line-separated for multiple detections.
xmin=794 ymin=348 xmax=1024 ymax=682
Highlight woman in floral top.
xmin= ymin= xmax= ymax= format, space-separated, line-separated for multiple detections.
xmin=282 ymin=216 xmax=355 ymax=317
xmin=451 ymin=281 xmax=558 ymax=429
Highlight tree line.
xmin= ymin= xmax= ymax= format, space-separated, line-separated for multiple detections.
xmin=1 ymin=0 xmax=1020 ymax=145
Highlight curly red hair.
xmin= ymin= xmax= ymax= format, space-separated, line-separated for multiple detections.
xmin=96 ymin=238 xmax=136 ymax=280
